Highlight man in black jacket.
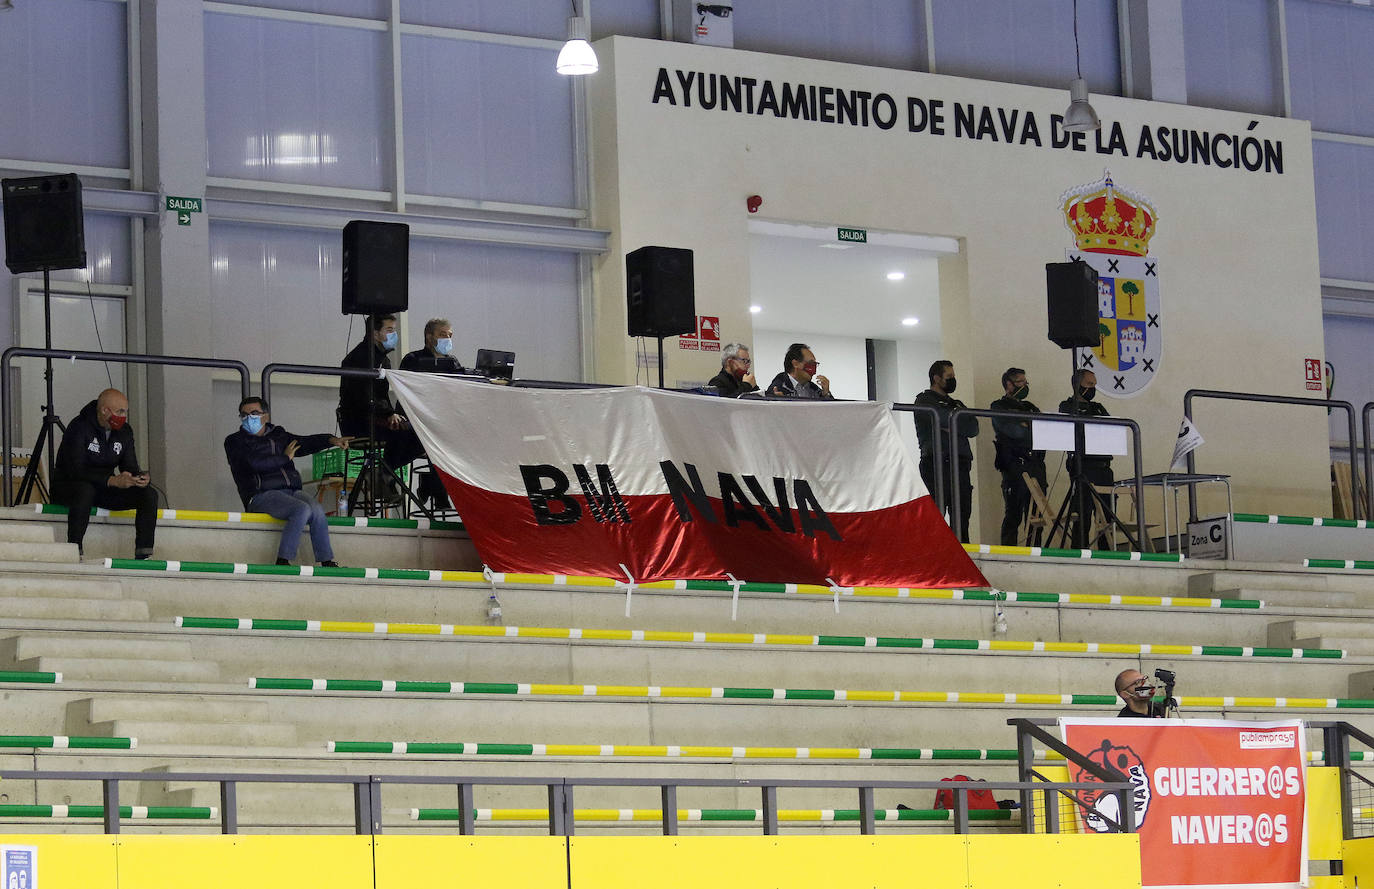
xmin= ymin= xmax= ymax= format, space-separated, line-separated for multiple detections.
xmin=51 ymin=388 xmax=157 ymax=558
xmin=339 ymin=313 xmax=424 ymax=469
xmin=766 ymin=343 xmax=834 ymax=399
xmin=225 ymin=396 xmax=352 ymax=566
xmin=914 ymin=360 xmax=977 ymax=542
xmin=1058 ymin=368 xmax=1114 ymax=486
xmin=1115 ymin=669 xmax=1165 ymax=718
xmin=990 ymin=367 xmax=1046 ymax=545
xmin=399 ymin=318 xmax=466 ymax=375
xmin=708 ymin=343 xmax=759 ymax=397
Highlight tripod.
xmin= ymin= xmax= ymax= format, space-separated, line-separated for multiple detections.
xmin=1047 ymin=356 xmax=1138 ymax=551
xmin=16 ymin=269 xmax=64 ymax=504
xmin=344 ymin=324 xmax=433 ymax=520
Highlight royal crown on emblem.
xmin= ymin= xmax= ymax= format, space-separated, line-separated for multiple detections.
xmin=1060 ymin=170 xmax=1157 ymax=256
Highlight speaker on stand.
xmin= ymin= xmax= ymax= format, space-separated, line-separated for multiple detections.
xmin=2 ymin=173 xmax=88 ymax=504
xmin=626 ymin=245 xmax=695 ymax=388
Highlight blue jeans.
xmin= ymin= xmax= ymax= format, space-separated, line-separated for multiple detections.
xmin=249 ymin=488 xmax=333 ymax=562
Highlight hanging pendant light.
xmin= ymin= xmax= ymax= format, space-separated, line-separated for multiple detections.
xmin=557 ymin=1 xmax=598 ymax=76
xmin=1063 ymin=0 xmax=1101 ymax=133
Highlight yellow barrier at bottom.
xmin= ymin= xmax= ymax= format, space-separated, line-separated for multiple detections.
xmin=2 ymin=832 xmax=1139 ymax=889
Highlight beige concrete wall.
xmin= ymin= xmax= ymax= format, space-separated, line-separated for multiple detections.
xmin=587 ymin=37 xmax=1328 ymax=535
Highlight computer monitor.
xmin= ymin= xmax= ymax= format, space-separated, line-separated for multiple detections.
xmin=475 ymin=349 xmax=515 ymax=381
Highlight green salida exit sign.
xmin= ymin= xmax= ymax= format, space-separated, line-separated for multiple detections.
xmin=166 ymin=196 xmax=203 ymax=226
xmin=837 ymin=227 xmax=867 ymax=243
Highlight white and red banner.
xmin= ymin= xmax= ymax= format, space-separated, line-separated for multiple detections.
xmin=1060 ymin=718 xmax=1308 ymax=889
xmin=387 ymin=371 xmax=986 ymax=587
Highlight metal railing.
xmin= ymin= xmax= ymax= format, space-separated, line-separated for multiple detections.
xmin=890 ymin=403 xmax=946 ymax=515
xmin=1010 ymin=718 xmax=1136 ymax=834
xmin=0 ymin=348 xmax=252 ymax=507
xmin=1183 ymin=389 xmax=1362 ymax=521
xmin=1362 ymin=402 xmax=1374 ymax=518
xmin=946 ymin=408 xmax=1146 ymax=548
xmin=0 ymin=768 xmax=1123 ymax=837
xmin=1314 ymin=720 xmax=1374 ymax=841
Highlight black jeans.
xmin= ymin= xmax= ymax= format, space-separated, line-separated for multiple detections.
xmin=921 ymin=457 xmax=973 ymax=543
xmin=56 ymin=480 xmax=157 ymax=554
xmin=1000 ymin=465 xmax=1046 ymax=546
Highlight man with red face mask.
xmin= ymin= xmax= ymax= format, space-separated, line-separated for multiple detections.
xmin=52 ymin=388 xmax=157 ymax=559
xmin=766 ymin=343 xmax=834 ymax=400
xmin=708 ymin=342 xmax=760 ymax=398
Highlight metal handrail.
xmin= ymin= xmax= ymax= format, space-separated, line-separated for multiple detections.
xmin=1363 ymin=402 xmax=1374 ymax=519
xmin=1312 ymin=720 xmax=1374 ymax=842
xmin=1183 ymin=389 xmax=1361 ymax=521
xmin=0 ymin=768 xmax=1122 ymax=838
xmin=0 ymin=348 xmax=252 ymax=507
xmin=1009 ymin=718 xmax=1135 ymax=834
xmin=890 ymin=403 xmax=947 ymax=516
xmin=946 ymin=408 xmax=1146 ymax=548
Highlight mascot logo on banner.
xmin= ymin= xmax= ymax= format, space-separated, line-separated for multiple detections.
xmin=1060 ymin=170 xmax=1161 ymax=397
xmin=1073 ymin=738 xmax=1153 ymax=832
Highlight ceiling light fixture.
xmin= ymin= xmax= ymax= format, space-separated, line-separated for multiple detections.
xmin=556 ymin=0 xmax=598 ymax=76
xmin=901 ymin=317 xmax=919 ymax=327
xmin=1063 ymin=0 xmax=1101 ymax=133
xmin=749 ymin=305 xmax=762 ymax=314
xmin=886 ymin=271 xmax=905 ymax=281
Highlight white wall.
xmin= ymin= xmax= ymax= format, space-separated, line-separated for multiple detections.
xmin=590 ymin=36 xmax=1329 ymax=537
xmin=751 ymin=329 xmax=868 ymax=401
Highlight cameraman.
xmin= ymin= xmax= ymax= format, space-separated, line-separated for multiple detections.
xmin=1114 ymin=669 xmax=1167 ymax=718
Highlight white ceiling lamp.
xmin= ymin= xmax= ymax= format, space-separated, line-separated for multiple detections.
xmin=901 ymin=317 xmax=919 ymax=327
xmin=749 ymin=305 xmax=762 ymax=314
xmin=556 ymin=0 xmax=598 ymax=76
xmin=886 ymin=270 xmax=905 ymax=281
xmin=1063 ymin=0 xmax=1101 ymax=133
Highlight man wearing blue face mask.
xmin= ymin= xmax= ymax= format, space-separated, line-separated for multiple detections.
xmin=400 ymin=318 xmax=466 ymax=374
xmin=339 ymin=313 xmax=426 ymax=470
xmin=225 ymin=396 xmax=352 ymax=566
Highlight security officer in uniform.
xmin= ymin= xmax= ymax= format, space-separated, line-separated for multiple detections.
xmin=914 ymin=359 xmax=977 ymax=542
xmin=990 ymin=367 xmax=1046 ymax=545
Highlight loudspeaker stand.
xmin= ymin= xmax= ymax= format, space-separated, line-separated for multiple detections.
xmin=16 ymin=268 xmax=64 ymax=504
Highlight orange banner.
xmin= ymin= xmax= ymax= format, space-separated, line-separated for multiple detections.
xmin=1060 ymin=718 xmax=1307 ymax=889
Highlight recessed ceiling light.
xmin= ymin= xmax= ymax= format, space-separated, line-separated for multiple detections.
xmin=818 ymin=243 xmax=852 ymax=250
xmin=749 ymin=305 xmax=762 ymax=314
xmin=901 ymin=317 xmax=919 ymax=326
xmin=887 ymin=271 xmax=906 ymax=281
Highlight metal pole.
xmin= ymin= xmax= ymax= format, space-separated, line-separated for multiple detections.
xmin=1364 ymin=403 xmax=1373 ymax=522
xmin=661 ymin=785 xmax=679 ymax=836
xmin=220 ymin=781 xmax=238 ymax=834
xmin=457 ymin=783 xmax=474 ymax=835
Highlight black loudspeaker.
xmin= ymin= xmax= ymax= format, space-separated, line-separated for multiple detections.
xmin=626 ymin=245 xmax=695 ymax=338
xmin=341 ymin=220 xmax=409 ymax=315
xmin=2 ymin=174 xmax=86 ymax=274
xmin=1046 ymin=259 xmax=1101 ymax=349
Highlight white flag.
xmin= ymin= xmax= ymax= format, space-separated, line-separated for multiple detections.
xmin=1170 ymin=416 xmax=1205 ymax=471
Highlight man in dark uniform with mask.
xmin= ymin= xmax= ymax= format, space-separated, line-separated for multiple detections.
xmin=1115 ymin=669 xmax=1166 ymax=718
xmin=1058 ymin=368 xmax=1113 ymax=487
xmin=990 ymin=367 xmax=1046 ymax=545
xmin=914 ymin=360 xmax=977 ymax=542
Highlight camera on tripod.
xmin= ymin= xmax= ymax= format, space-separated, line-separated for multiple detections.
xmin=1154 ymin=668 xmax=1176 ymax=685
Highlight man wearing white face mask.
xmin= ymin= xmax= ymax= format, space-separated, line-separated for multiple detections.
xmin=339 ymin=313 xmax=425 ymax=469
xmin=398 ymin=318 xmax=464 ymax=508
xmin=225 ymin=396 xmax=352 ymax=566
xmin=400 ymin=318 xmax=466 ymax=374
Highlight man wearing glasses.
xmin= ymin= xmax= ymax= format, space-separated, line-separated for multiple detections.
xmin=1115 ymin=669 xmax=1165 ymax=718
xmin=767 ymin=343 xmax=834 ymax=400
xmin=708 ymin=343 xmax=759 ymax=397
xmin=224 ymin=396 xmax=352 ymax=567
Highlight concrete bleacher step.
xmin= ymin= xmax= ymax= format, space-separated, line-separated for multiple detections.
xmin=1187 ymin=571 xmax=1374 ymax=604
xmin=0 ymin=574 xmax=125 ymax=600
xmin=18 ymin=656 xmax=219 ymax=682
xmin=1214 ymin=586 xmax=1357 ymax=609
xmin=79 ymin=718 xmax=298 ymax=748
xmin=0 ymin=635 xmax=201 ymax=663
xmin=0 ymin=540 xmax=78 ymax=564
xmin=0 ymin=520 xmax=58 ymax=543
xmin=1269 ymin=620 xmax=1374 ymax=651
xmin=0 ymin=595 xmax=148 ymax=622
